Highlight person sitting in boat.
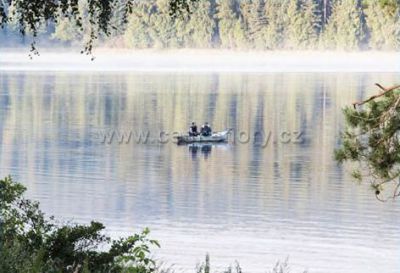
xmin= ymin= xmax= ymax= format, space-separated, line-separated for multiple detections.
xmin=201 ymin=122 xmax=212 ymax=136
xmin=189 ymin=122 xmax=199 ymax=136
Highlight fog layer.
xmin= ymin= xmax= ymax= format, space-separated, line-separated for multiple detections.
xmin=1 ymin=50 xmax=399 ymax=72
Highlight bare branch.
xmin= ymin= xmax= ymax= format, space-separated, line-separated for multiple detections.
xmin=352 ymin=83 xmax=400 ymax=108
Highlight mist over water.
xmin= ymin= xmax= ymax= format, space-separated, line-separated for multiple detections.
xmin=0 ymin=68 xmax=399 ymax=272
xmin=1 ymin=51 xmax=400 ymax=72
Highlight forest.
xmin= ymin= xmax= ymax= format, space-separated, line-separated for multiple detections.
xmin=0 ymin=0 xmax=399 ymax=51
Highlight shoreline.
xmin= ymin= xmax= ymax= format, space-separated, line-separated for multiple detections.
xmin=1 ymin=49 xmax=399 ymax=72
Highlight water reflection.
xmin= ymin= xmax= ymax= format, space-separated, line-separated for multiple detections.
xmin=188 ymin=143 xmax=212 ymax=160
xmin=0 ymin=72 xmax=399 ymax=273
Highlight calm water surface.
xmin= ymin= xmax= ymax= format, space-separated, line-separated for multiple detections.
xmin=0 ymin=72 xmax=399 ymax=273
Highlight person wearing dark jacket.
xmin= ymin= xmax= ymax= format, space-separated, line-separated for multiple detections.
xmin=189 ymin=122 xmax=198 ymax=136
xmin=201 ymin=122 xmax=212 ymax=136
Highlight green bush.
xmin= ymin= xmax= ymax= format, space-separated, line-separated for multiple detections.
xmin=0 ymin=176 xmax=160 ymax=273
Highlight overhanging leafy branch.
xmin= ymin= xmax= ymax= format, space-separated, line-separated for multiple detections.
xmin=0 ymin=0 xmax=194 ymax=57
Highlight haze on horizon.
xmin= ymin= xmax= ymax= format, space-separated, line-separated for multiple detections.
xmin=1 ymin=50 xmax=399 ymax=72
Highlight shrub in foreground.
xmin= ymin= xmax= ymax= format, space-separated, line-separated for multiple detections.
xmin=0 ymin=176 xmax=159 ymax=273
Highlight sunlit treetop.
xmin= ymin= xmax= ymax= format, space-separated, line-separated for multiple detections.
xmin=0 ymin=0 xmax=196 ymax=57
xmin=378 ymin=0 xmax=400 ymax=15
xmin=335 ymin=83 xmax=400 ymax=201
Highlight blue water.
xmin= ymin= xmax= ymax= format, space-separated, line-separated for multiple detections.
xmin=0 ymin=71 xmax=399 ymax=273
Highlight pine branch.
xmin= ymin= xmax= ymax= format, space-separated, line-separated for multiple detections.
xmin=352 ymin=83 xmax=400 ymax=109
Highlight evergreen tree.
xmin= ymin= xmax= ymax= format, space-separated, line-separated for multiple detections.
xmin=150 ymin=0 xmax=177 ymax=48
xmin=124 ymin=1 xmax=154 ymax=48
xmin=172 ymin=6 xmax=191 ymax=47
xmin=285 ymin=0 xmax=303 ymax=49
xmin=52 ymin=0 xmax=92 ymax=45
xmin=3 ymin=0 xmax=400 ymax=51
xmin=233 ymin=17 xmax=248 ymax=48
xmin=243 ymin=0 xmax=268 ymax=49
xmin=185 ymin=0 xmax=217 ymax=48
xmin=109 ymin=0 xmax=130 ymax=37
xmin=216 ymin=0 xmax=238 ymax=48
xmin=52 ymin=16 xmax=80 ymax=43
xmin=365 ymin=0 xmax=400 ymax=50
xmin=321 ymin=0 xmax=332 ymax=29
xmin=322 ymin=0 xmax=367 ymax=50
xmin=335 ymin=84 xmax=400 ymax=201
xmin=302 ymin=0 xmax=322 ymax=48
xmin=264 ymin=0 xmax=287 ymax=49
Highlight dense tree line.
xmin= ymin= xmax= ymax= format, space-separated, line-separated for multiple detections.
xmin=57 ymin=0 xmax=400 ymax=50
xmin=1 ymin=0 xmax=400 ymax=50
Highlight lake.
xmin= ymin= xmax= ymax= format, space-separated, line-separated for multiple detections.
xmin=0 ymin=70 xmax=399 ymax=273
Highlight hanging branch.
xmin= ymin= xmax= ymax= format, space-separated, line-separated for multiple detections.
xmin=0 ymin=0 xmax=192 ymax=57
xmin=336 ymin=83 xmax=400 ymax=201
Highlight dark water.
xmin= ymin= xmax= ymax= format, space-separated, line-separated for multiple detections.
xmin=0 ymin=72 xmax=399 ymax=273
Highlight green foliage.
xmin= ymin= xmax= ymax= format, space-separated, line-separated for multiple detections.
xmin=150 ymin=0 xmax=179 ymax=48
xmin=378 ymin=0 xmax=400 ymax=15
xmin=2 ymin=0 xmax=400 ymax=51
xmin=0 ymin=0 xmax=197 ymax=54
xmin=0 ymin=0 xmax=134 ymax=55
xmin=322 ymin=0 xmax=367 ymax=50
xmin=335 ymin=87 xmax=400 ymax=200
xmin=296 ymin=0 xmax=321 ymax=49
xmin=263 ymin=0 xmax=286 ymax=49
xmin=284 ymin=0 xmax=302 ymax=48
xmin=0 ymin=176 xmax=160 ymax=273
xmin=216 ymin=0 xmax=238 ymax=48
xmin=119 ymin=0 xmax=398 ymax=50
xmin=168 ymin=0 xmax=197 ymax=18
xmin=185 ymin=0 xmax=216 ymax=48
xmin=124 ymin=2 xmax=155 ymax=48
xmin=365 ymin=0 xmax=400 ymax=50
xmin=233 ymin=18 xmax=248 ymax=49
